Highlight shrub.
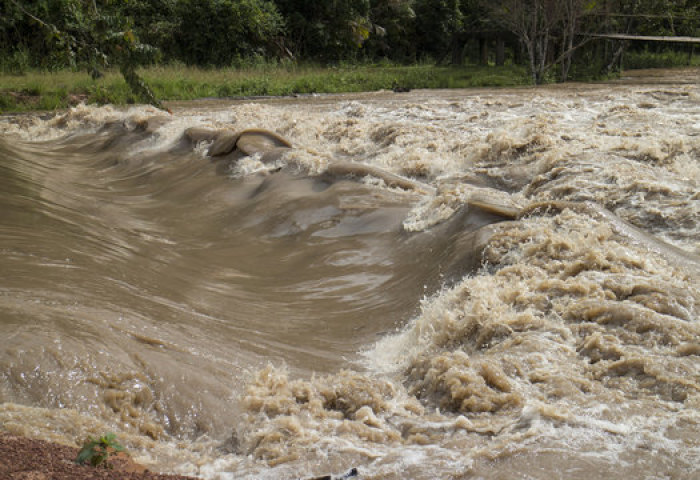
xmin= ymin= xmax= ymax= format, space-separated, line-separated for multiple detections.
xmin=76 ymin=433 xmax=125 ymax=469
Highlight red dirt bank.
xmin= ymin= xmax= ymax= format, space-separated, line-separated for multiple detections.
xmin=0 ymin=433 xmax=197 ymax=480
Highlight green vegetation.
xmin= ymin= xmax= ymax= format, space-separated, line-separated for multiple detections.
xmin=0 ymin=63 xmax=530 ymax=112
xmin=1 ymin=0 xmax=699 ymax=112
xmin=75 ymin=432 xmax=125 ymax=469
xmin=624 ymin=48 xmax=700 ymax=70
xmin=4 ymin=0 xmax=165 ymax=108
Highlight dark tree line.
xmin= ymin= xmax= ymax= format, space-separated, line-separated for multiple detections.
xmin=2 ymin=0 xmax=699 ymax=83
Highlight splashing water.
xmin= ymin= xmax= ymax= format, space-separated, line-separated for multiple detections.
xmin=2 ymin=69 xmax=700 ymax=479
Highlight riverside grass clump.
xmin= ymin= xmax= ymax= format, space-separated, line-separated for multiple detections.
xmin=0 ymin=63 xmax=530 ymax=112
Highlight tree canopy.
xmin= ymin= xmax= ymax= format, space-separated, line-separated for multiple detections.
xmin=2 ymin=0 xmax=698 ymax=86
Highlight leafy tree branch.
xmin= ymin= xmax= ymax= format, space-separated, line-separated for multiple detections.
xmin=8 ymin=0 xmax=165 ymax=110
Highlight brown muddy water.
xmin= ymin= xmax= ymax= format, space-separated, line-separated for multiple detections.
xmin=2 ymin=69 xmax=700 ymax=479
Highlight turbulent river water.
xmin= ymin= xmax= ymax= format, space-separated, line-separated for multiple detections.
xmin=2 ymin=68 xmax=700 ymax=479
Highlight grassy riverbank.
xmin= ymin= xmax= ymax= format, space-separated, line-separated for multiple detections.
xmin=0 ymin=63 xmax=530 ymax=113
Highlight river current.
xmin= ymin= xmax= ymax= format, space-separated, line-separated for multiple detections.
xmin=2 ymin=69 xmax=700 ymax=479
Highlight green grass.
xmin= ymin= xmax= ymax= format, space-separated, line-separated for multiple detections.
xmin=146 ymin=63 xmax=531 ymax=97
xmin=0 ymin=63 xmax=530 ymax=113
xmin=1 ymin=51 xmax=696 ymax=113
xmin=623 ymin=48 xmax=700 ymax=70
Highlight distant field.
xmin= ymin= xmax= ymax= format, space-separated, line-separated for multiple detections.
xmin=0 ymin=64 xmax=531 ymax=113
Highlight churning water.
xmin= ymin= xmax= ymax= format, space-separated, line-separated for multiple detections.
xmin=2 ymin=69 xmax=700 ymax=479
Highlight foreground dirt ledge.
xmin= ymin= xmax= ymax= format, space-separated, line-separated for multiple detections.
xmin=0 ymin=433 xmax=197 ymax=480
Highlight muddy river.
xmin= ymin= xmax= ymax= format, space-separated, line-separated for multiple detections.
xmin=2 ymin=68 xmax=700 ymax=479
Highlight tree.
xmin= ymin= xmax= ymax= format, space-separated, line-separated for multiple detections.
xmin=273 ymin=0 xmax=371 ymax=61
xmin=1 ymin=0 xmax=82 ymax=70
xmin=366 ymin=0 xmax=417 ymax=61
xmin=559 ymin=0 xmax=599 ymax=81
xmin=489 ymin=0 xmax=560 ymax=83
xmin=597 ymin=0 xmax=700 ymax=73
xmin=414 ymin=0 xmax=463 ymax=62
xmin=127 ymin=0 xmax=179 ymax=63
xmin=173 ymin=0 xmax=284 ymax=66
xmin=7 ymin=0 xmax=165 ymax=109
xmin=485 ymin=0 xmax=600 ymax=83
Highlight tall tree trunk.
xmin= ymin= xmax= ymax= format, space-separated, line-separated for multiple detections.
xmin=479 ymin=37 xmax=489 ymax=65
xmin=605 ymin=40 xmax=627 ymax=73
xmin=525 ymin=38 xmax=538 ymax=84
xmin=468 ymin=38 xmax=479 ymax=65
xmin=451 ymin=34 xmax=463 ymax=65
xmin=514 ymin=40 xmax=523 ymax=65
xmin=560 ymin=31 xmax=574 ymax=82
xmin=496 ymin=37 xmax=505 ymax=66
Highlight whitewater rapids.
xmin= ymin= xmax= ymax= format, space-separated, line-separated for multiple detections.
xmin=1 ymin=68 xmax=700 ymax=479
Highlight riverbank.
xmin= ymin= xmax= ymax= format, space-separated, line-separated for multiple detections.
xmin=0 ymin=433 xmax=197 ymax=480
xmin=0 ymin=63 xmax=529 ymax=113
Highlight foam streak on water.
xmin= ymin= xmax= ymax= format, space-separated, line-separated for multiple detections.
xmin=2 ymin=69 xmax=700 ymax=479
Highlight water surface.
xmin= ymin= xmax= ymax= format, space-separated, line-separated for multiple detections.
xmin=2 ymin=68 xmax=700 ymax=479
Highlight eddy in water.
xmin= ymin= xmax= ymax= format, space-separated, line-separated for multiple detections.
xmin=1 ymin=69 xmax=700 ymax=479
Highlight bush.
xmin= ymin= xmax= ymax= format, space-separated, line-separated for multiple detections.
xmin=0 ymin=47 xmax=31 ymax=75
